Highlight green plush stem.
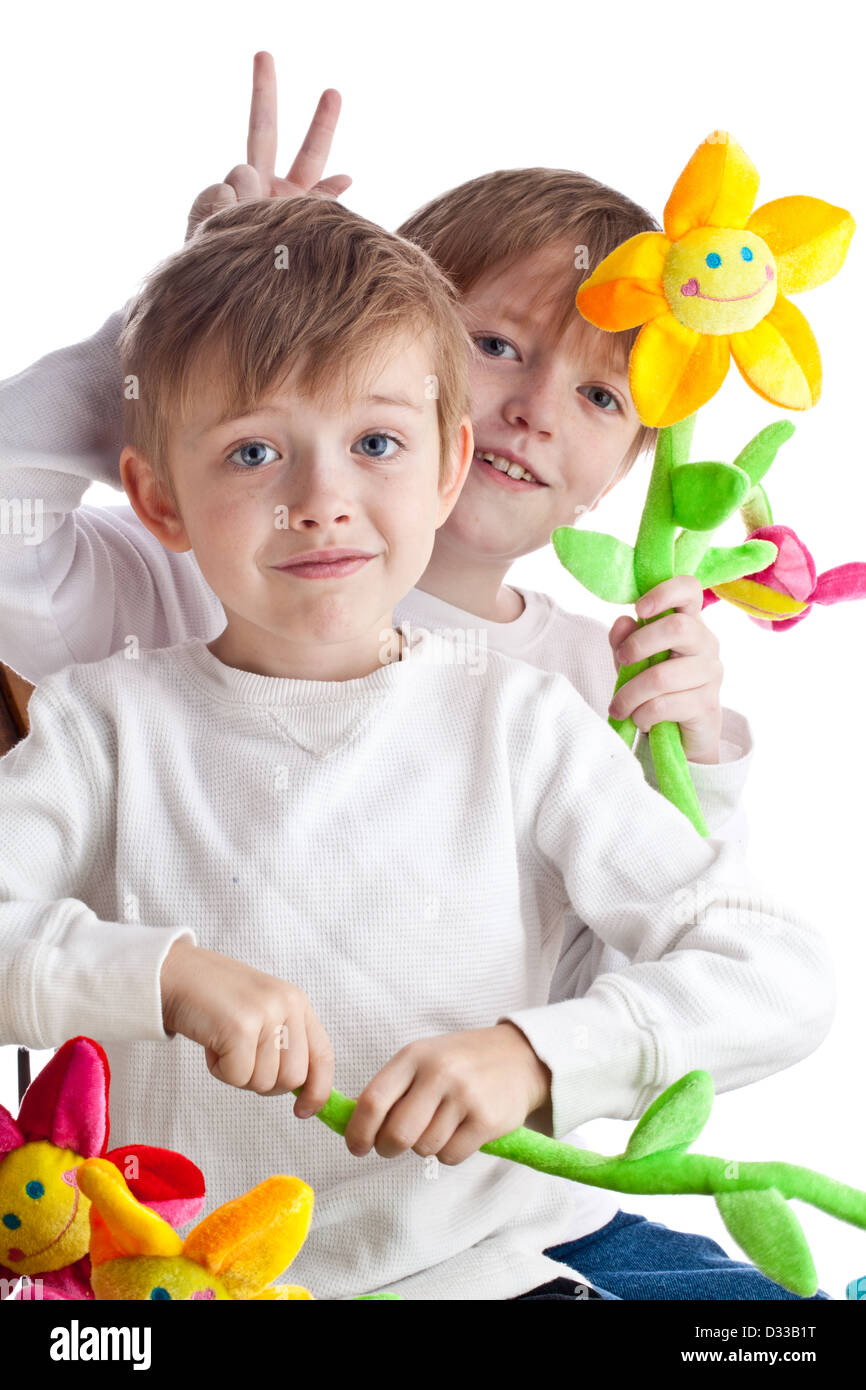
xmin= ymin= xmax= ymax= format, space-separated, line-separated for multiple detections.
xmin=296 ymin=1084 xmax=866 ymax=1232
xmin=648 ymin=720 xmax=708 ymax=835
xmin=626 ymin=415 xmax=709 ymax=835
xmin=633 ymin=417 xmax=695 ymax=593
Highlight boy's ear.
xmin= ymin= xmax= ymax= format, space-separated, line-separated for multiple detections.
xmin=436 ymin=417 xmax=475 ymax=524
xmin=119 ymin=446 xmax=192 ymax=554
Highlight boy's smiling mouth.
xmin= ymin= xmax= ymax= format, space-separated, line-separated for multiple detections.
xmin=474 ymin=448 xmax=547 ymax=488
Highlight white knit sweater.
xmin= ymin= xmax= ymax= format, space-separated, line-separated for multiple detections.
xmin=0 ymin=626 xmax=832 ymax=1298
xmin=0 ymin=307 xmax=829 ymax=1297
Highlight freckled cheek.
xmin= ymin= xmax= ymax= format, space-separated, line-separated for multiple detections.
xmin=466 ymin=368 xmax=501 ymax=416
xmin=198 ymin=494 xmax=264 ymax=539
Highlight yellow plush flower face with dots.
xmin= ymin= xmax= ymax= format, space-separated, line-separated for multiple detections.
xmin=663 ymin=228 xmax=777 ymax=335
xmin=576 ymin=131 xmax=855 ymax=426
xmin=91 ymin=1253 xmax=233 ymax=1301
xmin=0 ymin=1141 xmax=91 ymax=1277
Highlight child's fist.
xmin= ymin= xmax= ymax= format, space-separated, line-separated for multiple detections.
xmin=160 ymin=939 xmax=334 ymax=1115
xmin=607 ymin=574 xmax=724 ymax=764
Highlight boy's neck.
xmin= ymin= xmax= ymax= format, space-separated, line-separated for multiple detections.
xmin=414 ymin=547 xmax=526 ymax=624
xmin=207 ymin=618 xmax=404 ymax=682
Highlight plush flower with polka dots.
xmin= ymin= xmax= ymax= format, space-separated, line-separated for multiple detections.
xmin=576 ymin=132 xmax=855 ymax=426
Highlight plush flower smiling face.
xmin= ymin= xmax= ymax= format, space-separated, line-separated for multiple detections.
xmin=576 ymin=131 xmax=855 ymax=425
xmin=663 ymin=228 xmax=777 ymax=334
xmin=0 ymin=1141 xmax=91 ymax=1277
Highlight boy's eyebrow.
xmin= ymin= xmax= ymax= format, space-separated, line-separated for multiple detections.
xmin=491 ymin=307 xmax=537 ymax=332
xmin=191 ymin=393 xmax=424 ymax=441
xmin=364 ymin=393 xmax=425 ymax=412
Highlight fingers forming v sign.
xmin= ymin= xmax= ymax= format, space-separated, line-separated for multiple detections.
xmin=185 ymin=51 xmax=351 ymax=241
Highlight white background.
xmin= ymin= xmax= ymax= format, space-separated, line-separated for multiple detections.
xmin=1 ymin=0 xmax=864 ymax=1299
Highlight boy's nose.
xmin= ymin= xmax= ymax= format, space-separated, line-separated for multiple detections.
xmin=504 ymin=381 xmax=558 ymax=437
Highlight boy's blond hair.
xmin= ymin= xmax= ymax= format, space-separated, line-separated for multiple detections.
xmin=118 ymin=196 xmax=473 ymax=509
xmin=398 ymin=168 xmax=659 ymax=473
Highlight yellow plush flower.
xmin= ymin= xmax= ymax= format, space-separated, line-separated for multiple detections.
xmin=576 ymin=132 xmax=855 ymax=426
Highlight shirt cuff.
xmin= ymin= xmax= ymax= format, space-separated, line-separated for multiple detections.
xmin=634 ymin=706 xmax=754 ymax=835
xmin=17 ymin=904 xmax=197 ymax=1047
xmin=498 ymin=987 xmax=654 ymax=1136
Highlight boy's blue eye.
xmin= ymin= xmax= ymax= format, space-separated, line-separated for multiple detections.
xmin=740 ymin=245 xmax=753 ymax=261
xmin=578 ymin=385 xmax=620 ymax=413
xmin=227 ymin=440 xmax=279 ymax=471
xmin=353 ymin=433 xmax=403 ymax=459
xmin=706 ymin=252 xmax=722 ymax=268
xmin=474 ymin=336 xmax=519 ymax=360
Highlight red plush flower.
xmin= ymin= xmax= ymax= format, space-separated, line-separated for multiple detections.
xmin=702 ymin=524 xmax=866 ymax=630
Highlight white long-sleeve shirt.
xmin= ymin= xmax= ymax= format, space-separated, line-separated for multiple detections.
xmin=0 ymin=305 xmax=762 ymax=1255
xmin=0 ymin=627 xmax=832 ymax=1299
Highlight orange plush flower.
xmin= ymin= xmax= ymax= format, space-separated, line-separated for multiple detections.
xmin=576 ymin=132 xmax=855 ymax=427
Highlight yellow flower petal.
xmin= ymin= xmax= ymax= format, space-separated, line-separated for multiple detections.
xmin=77 ymin=1157 xmax=183 ymax=1264
xmin=576 ymin=231 xmax=670 ymax=329
xmin=745 ymin=196 xmax=856 ymax=295
xmin=629 ymin=313 xmax=730 ymax=426
xmin=730 ymin=296 xmax=821 ymax=410
xmin=712 ymin=578 xmax=809 ymax=618
xmin=184 ymin=1175 xmax=314 ymax=1299
xmin=664 ymin=132 xmax=760 ymax=242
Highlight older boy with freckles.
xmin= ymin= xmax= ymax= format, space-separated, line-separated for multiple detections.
xmin=0 ymin=58 xmax=822 ymax=1299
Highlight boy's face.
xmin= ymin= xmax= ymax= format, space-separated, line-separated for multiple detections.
xmin=122 ymin=329 xmax=471 ymax=676
xmin=442 ymin=242 xmax=642 ymax=564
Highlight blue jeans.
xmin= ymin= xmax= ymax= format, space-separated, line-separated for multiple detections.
xmin=544 ymin=1209 xmax=831 ymax=1300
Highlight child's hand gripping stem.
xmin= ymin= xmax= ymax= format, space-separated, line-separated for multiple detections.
xmin=608 ymin=414 xmax=711 ymax=833
xmin=555 ymin=416 xmax=788 ymax=835
xmin=298 ymin=1070 xmax=866 ymax=1299
xmin=607 ymin=574 xmax=724 ymax=766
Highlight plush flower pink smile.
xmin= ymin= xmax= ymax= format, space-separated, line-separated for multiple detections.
xmin=682 ymin=264 xmax=774 ymax=301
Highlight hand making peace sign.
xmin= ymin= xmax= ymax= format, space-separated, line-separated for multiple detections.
xmin=185 ymin=50 xmax=351 ymax=241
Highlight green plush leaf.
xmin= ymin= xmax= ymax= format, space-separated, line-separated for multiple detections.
xmin=695 ymin=540 xmax=778 ymax=589
xmin=670 ymin=461 xmax=752 ymax=531
xmin=716 ymin=1189 xmax=817 ymax=1296
xmin=624 ymin=1071 xmax=714 ymax=1161
xmin=551 ymin=527 xmax=639 ymax=603
xmin=732 ymin=419 xmax=795 ymax=487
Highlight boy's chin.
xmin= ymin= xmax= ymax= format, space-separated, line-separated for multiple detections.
xmin=442 ymin=498 xmax=552 ymax=558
